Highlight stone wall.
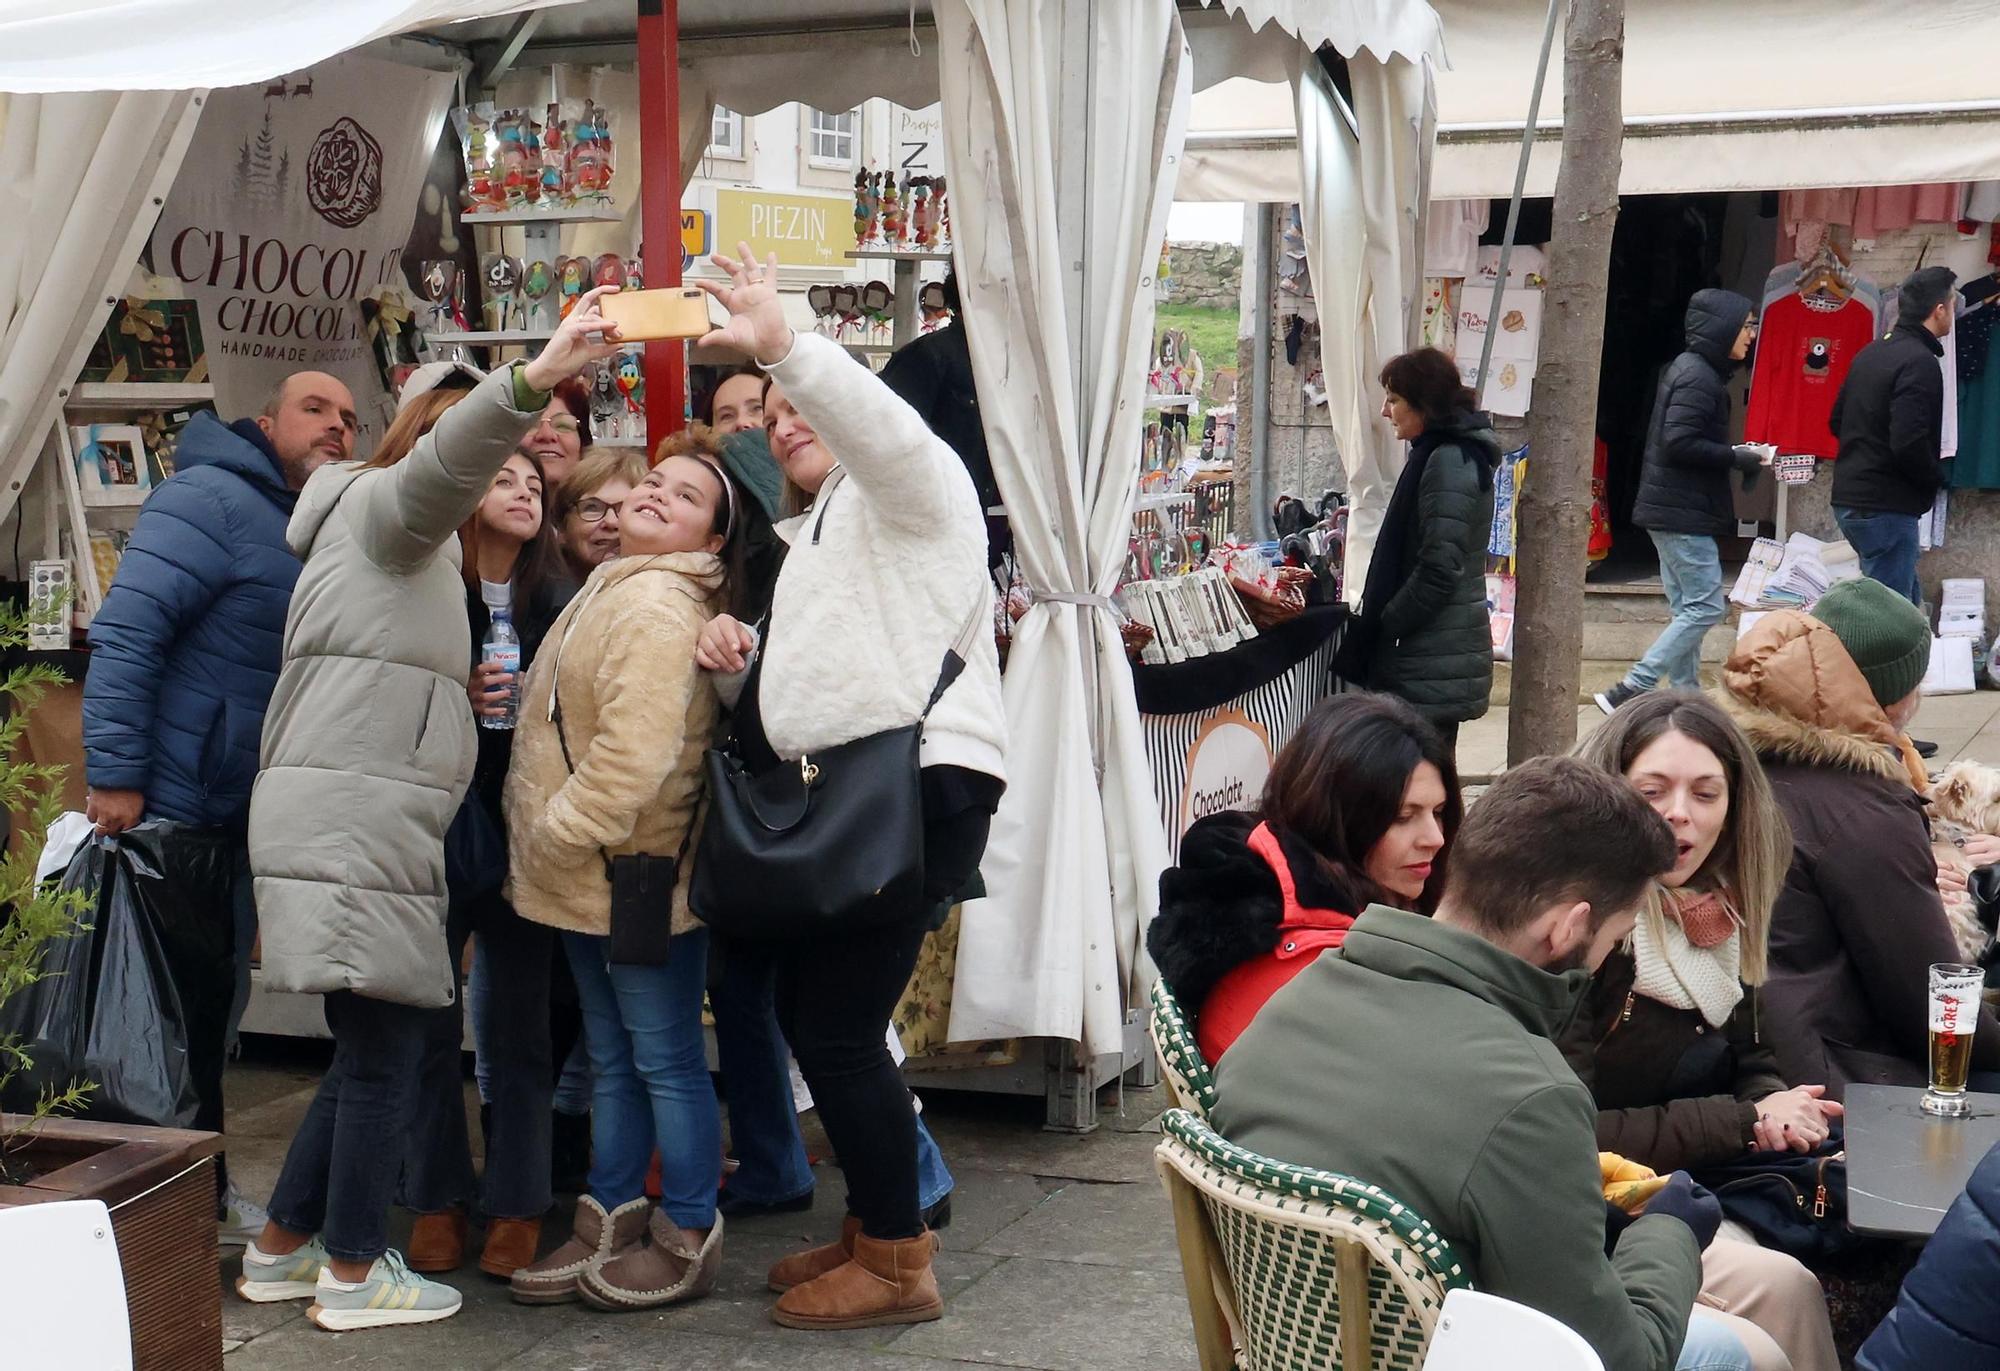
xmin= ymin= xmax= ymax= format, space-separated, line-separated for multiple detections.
xmin=1167 ymin=242 xmax=1243 ymax=310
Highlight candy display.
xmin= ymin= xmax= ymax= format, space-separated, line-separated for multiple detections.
xmin=454 ymin=99 xmax=616 ymax=215
xmin=580 ymin=347 xmax=648 ymax=444
xmin=481 ymin=253 xmax=524 ymax=331
xmin=851 ymin=166 xmax=950 ymax=251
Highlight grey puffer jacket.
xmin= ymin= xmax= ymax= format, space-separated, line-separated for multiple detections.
xmin=250 ymin=366 xmax=546 ymax=1009
xmin=1632 ymin=288 xmax=1758 ymax=537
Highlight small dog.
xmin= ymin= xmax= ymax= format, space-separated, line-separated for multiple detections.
xmin=1928 ymin=761 xmax=2000 ymax=963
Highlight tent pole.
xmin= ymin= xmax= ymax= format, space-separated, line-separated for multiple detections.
xmin=636 ymin=0 xmax=687 ymax=440
xmin=1475 ymin=0 xmax=1560 ymax=395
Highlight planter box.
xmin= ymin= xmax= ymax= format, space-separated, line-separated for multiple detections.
xmin=0 ymin=1116 xmax=222 ymax=1370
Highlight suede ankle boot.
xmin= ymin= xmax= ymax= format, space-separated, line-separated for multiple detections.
xmin=771 ymin=1230 xmax=943 ymax=1331
xmin=510 ymin=1196 xmax=647 ymax=1305
xmin=479 ymin=1215 xmax=543 ymax=1278
xmin=407 ymin=1208 xmax=468 ymax=1273
xmin=579 ymin=1209 xmax=724 ymax=1311
xmin=766 ymin=1215 xmax=862 ymax=1293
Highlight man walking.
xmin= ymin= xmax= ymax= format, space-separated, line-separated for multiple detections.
xmin=83 ymin=371 xmax=358 ymax=1243
xmin=1597 ymin=288 xmax=1764 ymax=714
xmin=1829 ymin=265 xmax=1955 ymax=606
xmin=1214 ymin=757 xmax=1753 ymax=1371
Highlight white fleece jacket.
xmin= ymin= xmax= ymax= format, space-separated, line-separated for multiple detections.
xmin=748 ymin=331 xmax=1006 ymax=782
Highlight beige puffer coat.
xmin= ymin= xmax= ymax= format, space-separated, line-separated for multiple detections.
xmin=504 ymin=552 xmax=721 ymax=938
xmin=250 ymin=367 xmax=545 ymax=1009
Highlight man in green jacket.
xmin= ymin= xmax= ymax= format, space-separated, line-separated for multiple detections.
xmin=1214 ymin=756 xmax=1738 ymax=1371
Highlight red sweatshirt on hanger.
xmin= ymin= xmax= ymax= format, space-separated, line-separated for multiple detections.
xmin=1745 ymin=292 xmax=1878 ymax=460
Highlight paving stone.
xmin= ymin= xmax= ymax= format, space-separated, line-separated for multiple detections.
xmin=975 ymin=1181 xmax=1179 ymax=1272
xmin=218 ymin=1262 xmax=305 ymax=1343
xmin=889 ymin=1257 xmax=1196 ymax=1371
xmin=920 ymin=1113 xmax=1160 ymax=1185
xmin=932 ymin=1168 xmax=1050 ymax=1253
xmin=225 ymin=1269 xmax=553 ymax=1369
xmin=497 ymin=1325 xmax=1015 ymax=1370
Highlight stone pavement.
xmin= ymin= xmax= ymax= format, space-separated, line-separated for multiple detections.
xmin=219 ymin=1045 xmax=1196 ymax=1370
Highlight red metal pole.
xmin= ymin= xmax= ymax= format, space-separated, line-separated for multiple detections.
xmin=635 ymin=0 xmax=685 ymax=445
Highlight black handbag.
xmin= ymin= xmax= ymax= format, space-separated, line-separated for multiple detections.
xmin=1693 ymin=1127 xmax=1876 ymax=1261
xmin=690 ymin=478 xmax=985 ymax=941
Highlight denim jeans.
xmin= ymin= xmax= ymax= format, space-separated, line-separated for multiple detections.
xmin=713 ymin=938 xmax=955 ymax=1212
xmin=553 ymin=1037 xmax=592 ymax=1116
xmin=470 ymin=936 xmax=593 ymax=1114
xmin=1627 ymin=531 xmax=1727 ymax=691
xmin=403 ymin=899 xmax=554 ymax=1221
xmin=1834 ymin=506 xmax=1924 ymax=605
xmin=564 ymin=929 xmax=720 ymax=1230
xmin=1679 ymin=1309 xmax=1753 ymax=1371
xmin=267 ymin=991 xmax=429 ymax=1263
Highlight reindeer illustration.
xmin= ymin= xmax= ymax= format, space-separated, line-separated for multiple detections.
xmin=290 ymin=77 xmax=313 ymax=99
xmin=262 ymin=78 xmax=288 ymax=99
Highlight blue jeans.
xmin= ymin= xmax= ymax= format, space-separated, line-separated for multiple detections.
xmin=712 ymin=940 xmax=954 ymax=1212
xmin=1678 ymin=1310 xmax=1753 ymax=1370
xmin=469 ymin=940 xmax=594 ymax=1115
xmin=564 ymin=929 xmax=720 ymax=1230
xmin=1834 ymin=506 xmax=1923 ymax=605
xmin=1627 ymin=531 xmax=1726 ymax=690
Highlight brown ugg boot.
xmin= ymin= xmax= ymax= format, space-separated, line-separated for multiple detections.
xmin=771 ymin=1230 xmax=943 ymax=1331
xmin=407 ymin=1208 xmax=468 ymax=1273
xmin=766 ymin=1215 xmax=862 ymax=1293
xmin=578 ymin=1209 xmax=725 ymax=1311
xmin=510 ymin=1196 xmax=647 ymax=1305
xmin=479 ymin=1215 xmax=545 ymax=1278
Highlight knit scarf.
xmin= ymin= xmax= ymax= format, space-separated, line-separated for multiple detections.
xmin=1631 ymin=888 xmax=1744 ymax=1029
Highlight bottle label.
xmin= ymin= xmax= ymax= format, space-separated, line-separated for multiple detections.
xmin=482 ymin=644 xmax=521 ymax=673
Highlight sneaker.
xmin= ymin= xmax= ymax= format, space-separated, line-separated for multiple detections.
xmin=236 ymin=1235 xmax=330 ymax=1303
xmin=218 ymin=1186 xmax=269 ymax=1249
xmin=1594 ymin=680 xmax=1646 ymax=716
xmin=307 ymin=1250 xmax=463 ymax=1331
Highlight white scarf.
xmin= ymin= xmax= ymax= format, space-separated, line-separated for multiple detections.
xmin=1631 ymin=904 xmax=1744 ymax=1029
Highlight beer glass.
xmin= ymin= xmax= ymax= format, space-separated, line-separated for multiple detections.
xmin=1921 ymin=962 xmax=1984 ymax=1117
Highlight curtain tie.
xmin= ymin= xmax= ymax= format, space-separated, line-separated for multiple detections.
xmin=1032 ymin=591 xmax=1118 ymax=612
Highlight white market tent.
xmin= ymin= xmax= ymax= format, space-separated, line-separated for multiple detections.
xmin=0 ymin=0 xmax=1445 ymax=1124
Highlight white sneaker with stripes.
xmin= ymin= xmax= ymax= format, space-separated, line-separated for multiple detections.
xmin=307 ymin=1250 xmax=462 ymax=1331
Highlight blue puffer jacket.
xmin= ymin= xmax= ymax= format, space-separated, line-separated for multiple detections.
xmin=83 ymin=413 xmax=300 ymax=826
xmin=1857 ymin=1140 xmax=2000 ymax=1370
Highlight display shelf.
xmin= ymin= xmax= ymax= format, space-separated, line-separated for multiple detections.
xmin=461 ymin=206 xmax=623 ymax=226
xmin=845 ymin=248 xmax=954 ymax=262
xmin=425 ymin=329 xmax=553 ymax=345
xmin=67 ymin=381 xmax=215 ymax=408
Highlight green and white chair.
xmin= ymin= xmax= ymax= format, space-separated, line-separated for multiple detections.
xmin=1154 ymin=1108 xmax=1471 ymax=1371
xmin=1149 ymin=978 xmax=1219 ymax=1120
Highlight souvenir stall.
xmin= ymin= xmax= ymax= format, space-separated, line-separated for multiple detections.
xmin=0 ymin=0 xmax=1448 ymax=1128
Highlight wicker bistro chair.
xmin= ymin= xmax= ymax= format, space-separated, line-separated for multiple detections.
xmin=1150 ymin=978 xmax=1220 ymax=1119
xmin=1155 ymin=1109 xmax=1471 ymax=1371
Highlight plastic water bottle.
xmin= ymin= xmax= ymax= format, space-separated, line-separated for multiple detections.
xmin=480 ymin=610 xmax=521 ymax=730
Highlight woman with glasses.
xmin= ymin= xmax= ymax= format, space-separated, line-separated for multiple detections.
xmin=521 ymin=382 xmax=593 ymax=487
xmin=550 ymin=448 xmax=647 ymax=594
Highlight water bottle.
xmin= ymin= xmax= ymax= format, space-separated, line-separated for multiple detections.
xmin=480 ymin=609 xmax=521 ymax=730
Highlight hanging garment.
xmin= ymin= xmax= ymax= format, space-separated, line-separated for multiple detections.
xmin=1943 ymin=311 xmax=1960 ymax=459
xmin=1851 ymin=184 xmax=1964 ymax=241
xmin=1420 ymin=278 xmax=1458 ymax=355
xmin=1745 ymin=292 xmax=1879 ymax=460
xmin=1953 ymin=317 xmax=2000 ymax=489
xmin=1422 ymin=200 xmax=1488 ymax=280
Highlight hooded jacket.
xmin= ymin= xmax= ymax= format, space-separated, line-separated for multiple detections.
xmin=1213 ymin=907 xmax=1703 ymax=1371
xmin=1857 ymin=1138 xmax=2000 ymax=1370
xmin=1632 ymin=289 xmax=1758 ymax=537
xmin=250 ymin=366 xmax=546 ymax=1009
xmin=1358 ymin=412 xmax=1500 ymax=724
xmin=1721 ymin=610 xmax=2000 ymax=1097
xmin=83 ymin=414 xmax=300 ymax=827
xmin=1829 ymin=320 xmax=1949 ymax=516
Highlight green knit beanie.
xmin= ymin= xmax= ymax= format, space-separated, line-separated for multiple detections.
xmin=1810 ymin=578 xmax=1932 ymax=707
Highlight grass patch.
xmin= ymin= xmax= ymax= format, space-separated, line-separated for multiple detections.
xmin=1154 ymin=303 xmax=1241 ymax=393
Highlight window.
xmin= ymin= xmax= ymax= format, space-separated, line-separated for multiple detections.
xmin=709 ymin=107 xmax=745 ymax=160
xmin=807 ymin=108 xmax=859 ymax=168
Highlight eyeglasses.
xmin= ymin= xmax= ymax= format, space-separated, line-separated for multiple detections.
xmin=540 ymin=415 xmax=581 ymax=435
xmin=574 ymin=497 xmax=622 ymax=524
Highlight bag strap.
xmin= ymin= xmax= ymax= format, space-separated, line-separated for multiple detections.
xmin=921 ymin=593 xmax=988 ymax=721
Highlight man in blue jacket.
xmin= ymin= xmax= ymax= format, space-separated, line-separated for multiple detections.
xmin=82 ymin=370 xmax=357 ymax=1240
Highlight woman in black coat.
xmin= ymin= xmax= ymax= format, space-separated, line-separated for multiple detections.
xmin=1350 ymin=348 xmax=1500 ymax=748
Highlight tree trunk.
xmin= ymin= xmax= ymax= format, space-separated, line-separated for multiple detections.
xmin=1507 ymin=0 xmax=1625 ymax=766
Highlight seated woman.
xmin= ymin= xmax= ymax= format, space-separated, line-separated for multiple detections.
xmin=1147 ymin=691 xmax=1458 ymax=1063
xmin=1570 ymin=690 xmax=1841 ymax=1371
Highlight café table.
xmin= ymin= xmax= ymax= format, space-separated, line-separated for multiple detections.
xmin=1844 ymin=1083 xmax=2000 ymax=1237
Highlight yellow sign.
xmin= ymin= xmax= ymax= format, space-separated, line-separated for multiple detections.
xmin=714 ymin=189 xmax=850 ymax=270
xmin=681 ymin=209 xmax=709 ymax=261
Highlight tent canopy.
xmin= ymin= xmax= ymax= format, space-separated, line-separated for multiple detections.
xmin=1183 ymin=0 xmax=2000 ymax=202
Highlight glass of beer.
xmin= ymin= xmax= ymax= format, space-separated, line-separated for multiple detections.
xmin=1922 ymin=962 xmax=1984 ymax=1117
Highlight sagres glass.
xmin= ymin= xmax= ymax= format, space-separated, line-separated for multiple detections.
xmin=1921 ymin=962 xmax=1984 ymax=1117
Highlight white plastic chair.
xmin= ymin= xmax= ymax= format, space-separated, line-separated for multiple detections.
xmin=0 ymin=1198 xmax=133 ymax=1369
xmin=1421 ymin=1289 xmax=1603 ymax=1371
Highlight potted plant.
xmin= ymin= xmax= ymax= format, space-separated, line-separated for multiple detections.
xmin=0 ymin=605 xmax=223 ymax=1370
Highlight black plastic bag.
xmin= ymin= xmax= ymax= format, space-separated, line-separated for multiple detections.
xmin=1 ymin=824 xmax=235 ymax=1128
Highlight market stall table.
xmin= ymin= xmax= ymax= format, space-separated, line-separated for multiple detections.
xmin=1844 ymin=1083 xmax=2000 ymax=1238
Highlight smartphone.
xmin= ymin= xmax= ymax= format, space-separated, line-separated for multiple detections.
xmin=598 ymin=287 xmax=713 ymax=341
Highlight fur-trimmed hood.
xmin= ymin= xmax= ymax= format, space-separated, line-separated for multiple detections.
xmin=1720 ymin=609 xmax=1927 ymax=790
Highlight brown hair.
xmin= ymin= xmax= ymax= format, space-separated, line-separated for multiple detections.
xmin=361 ymin=386 xmax=466 ymax=471
xmin=1571 ymin=691 xmax=1791 ymax=984
xmin=1445 ymin=756 xmax=1677 ymax=936
xmin=553 ymin=446 xmax=649 ymax=524
xmin=1379 ymin=347 xmax=1477 ymax=426
xmin=550 ymin=377 xmax=593 ymax=448
xmin=650 ymin=422 xmax=727 ymax=468
xmin=457 ymin=449 xmax=560 ymax=608
xmin=1259 ymin=692 xmax=1462 ymax=914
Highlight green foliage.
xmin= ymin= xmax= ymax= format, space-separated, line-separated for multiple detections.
xmin=0 ymin=603 xmax=93 ymax=1177
xmin=1154 ymin=303 xmax=1242 ymax=392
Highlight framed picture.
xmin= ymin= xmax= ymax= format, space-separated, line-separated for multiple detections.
xmin=70 ymin=424 xmax=153 ymax=507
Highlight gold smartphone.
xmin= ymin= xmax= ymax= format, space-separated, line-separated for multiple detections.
xmin=598 ymin=287 xmax=712 ymax=341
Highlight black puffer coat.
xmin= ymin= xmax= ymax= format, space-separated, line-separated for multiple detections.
xmin=1632 ymin=288 xmax=1758 ymax=537
xmin=1829 ymin=320 xmax=1949 ymax=516
xmin=1359 ymin=414 xmax=1500 ymax=725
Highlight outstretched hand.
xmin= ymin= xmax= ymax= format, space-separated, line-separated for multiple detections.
xmin=695 ymin=243 xmax=794 ymax=366
xmin=523 ymin=284 xmax=625 ymax=391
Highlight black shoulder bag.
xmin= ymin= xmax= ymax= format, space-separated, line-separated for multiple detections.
xmin=690 ymin=473 xmax=986 ymax=941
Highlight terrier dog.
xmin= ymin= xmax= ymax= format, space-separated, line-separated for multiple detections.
xmin=1927 ymin=761 xmax=2000 ymax=963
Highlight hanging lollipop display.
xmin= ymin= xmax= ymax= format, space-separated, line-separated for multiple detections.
xmin=481 ymin=253 xmax=523 ymax=332
xmin=808 ymin=283 xmax=837 ymax=338
xmin=592 ymin=253 xmax=626 ymax=290
xmin=556 ymin=256 xmax=589 ymax=319
xmin=522 ymin=259 xmax=555 ymax=330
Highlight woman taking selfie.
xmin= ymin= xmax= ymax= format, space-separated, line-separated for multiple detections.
xmin=1569 ymin=690 xmax=1839 ymax=1371
xmin=692 ymin=244 xmax=1004 ymax=1332
xmin=503 ymin=439 xmax=746 ymax=1312
xmin=239 ymin=288 xmax=622 ymax=1331
xmin=1147 ymin=691 xmax=1459 ymax=1063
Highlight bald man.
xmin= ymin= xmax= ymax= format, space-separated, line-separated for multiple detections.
xmin=82 ymin=370 xmax=357 ymax=1243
